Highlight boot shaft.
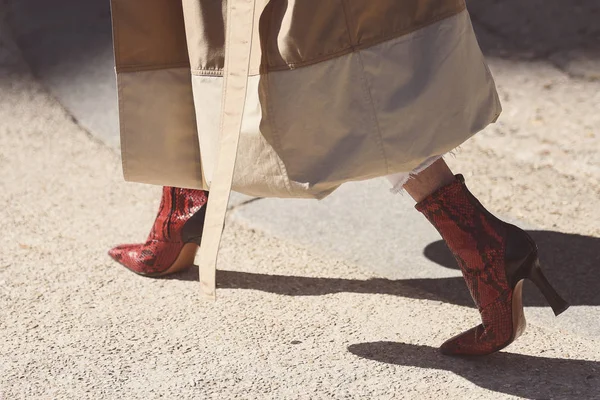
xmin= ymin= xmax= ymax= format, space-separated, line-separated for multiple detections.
xmin=148 ymin=187 xmax=208 ymax=243
xmin=415 ymin=175 xmax=535 ymax=309
xmin=415 ymin=175 xmax=506 ymax=262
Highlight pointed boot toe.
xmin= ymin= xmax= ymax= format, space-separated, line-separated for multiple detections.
xmin=439 ymin=325 xmax=497 ymax=357
xmin=108 ymin=244 xmax=136 ymax=260
xmin=107 ymin=187 xmax=209 ymax=277
xmin=108 ymin=243 xmax=151 ymax=275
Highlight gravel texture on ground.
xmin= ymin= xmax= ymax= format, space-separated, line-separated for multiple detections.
xmin=448 ymin=58 xmax=600 ymax=238
xmin=1 ymin=9 xmax=600 ymax=400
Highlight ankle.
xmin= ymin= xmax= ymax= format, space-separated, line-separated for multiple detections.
xmin=403 ymin=159 xmax=455 ymax=202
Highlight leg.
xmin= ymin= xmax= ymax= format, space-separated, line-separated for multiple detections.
xmin=398 ymin=160 xmax=568 ymax=356
xmin=402 ymin=158 xmax=454 ymax=202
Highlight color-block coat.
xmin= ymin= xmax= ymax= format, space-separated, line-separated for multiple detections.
xmin=110 ymin=0 xmax=501 ymax=297
xmin=111 ymin=0 xmax=500 ymax=199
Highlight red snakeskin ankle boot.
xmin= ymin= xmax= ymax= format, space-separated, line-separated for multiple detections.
xmin=416 ymin=175 xmax=569 ymax=356
xmin=109 ymin=187 xmax=208 ymax=277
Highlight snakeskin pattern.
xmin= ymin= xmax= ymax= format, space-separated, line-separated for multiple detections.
xmin=415 ymin=175 xmax=516 ymax=356
xmin=109 ymin=187 xmax=208 ymax=276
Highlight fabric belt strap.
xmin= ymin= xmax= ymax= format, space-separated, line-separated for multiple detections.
xmin=198 ymin=0 xmax=257 ymax=299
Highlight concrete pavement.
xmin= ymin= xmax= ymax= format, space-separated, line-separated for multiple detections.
xmin=1 ymin=1 xmax=600 ymax=399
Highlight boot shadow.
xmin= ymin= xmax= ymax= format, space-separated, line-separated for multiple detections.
xmin=167 ymin=230 xmax=599 ymax=307
xmin=348 ymin=341 xmax=600 ymax=398
xmin=422 ymin=230 xmax=600 ymax=307
xmin=166 ymin=268 xmax=436 ymax=301
xmin=466 ymin=0 xmax=599 ymax=61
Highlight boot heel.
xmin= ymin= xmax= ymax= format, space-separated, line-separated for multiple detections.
xmin=527 ymin=261 xmax=569 ymax=316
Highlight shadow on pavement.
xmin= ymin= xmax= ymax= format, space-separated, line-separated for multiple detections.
xmin=170 ymin=269 xmax=438 ymax=301
xmin=347 ymin=342 xmax=600 ymax=398
xmin=7 ymin=0 xmax=112 ymax=64
xmin=170 ymin=230 xmax=599 ymax=308
xmin=7 ymin=0 xmax=600 ymax=63
xmin=422 ymin=230 xmax=600 ymax=308
xmin=466 ymin=0 xmax=599 ymax=59
xmin=5 ymin=0 xmax=598 ymax=146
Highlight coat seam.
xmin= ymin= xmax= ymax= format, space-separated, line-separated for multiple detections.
xmin=339 ymin=0 xmax=356 ymax=47
xmin=192 ymin=68 xmax=225 ymax=77
xmin=355 ymin=51 xmax=389 ymax=174
xmin=191 ymin=68 xmax=262 ymax=77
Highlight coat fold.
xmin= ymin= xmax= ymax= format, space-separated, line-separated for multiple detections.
xmin=110 ymin=0 xmax=501 ymax=199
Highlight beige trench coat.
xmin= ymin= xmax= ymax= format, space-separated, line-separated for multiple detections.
xmin=110 ymin=0 xmax=501 ymax=297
